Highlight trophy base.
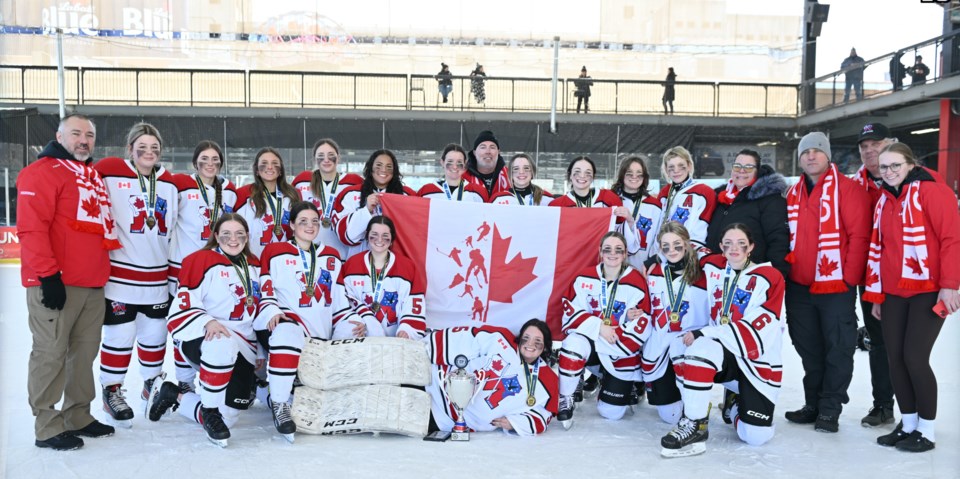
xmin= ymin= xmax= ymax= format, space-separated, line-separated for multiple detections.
xmin=450 ymin=431 xmax=470 ymax=441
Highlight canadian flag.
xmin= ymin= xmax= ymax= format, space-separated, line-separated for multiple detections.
xmin=381 ymin=195 xmax=614 ymax=337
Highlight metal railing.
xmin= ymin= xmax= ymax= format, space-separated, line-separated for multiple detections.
xmin=0 ymin=65 xmax=799 ymax=117
xmin=800 ymin=31 xmax=959 ymax=112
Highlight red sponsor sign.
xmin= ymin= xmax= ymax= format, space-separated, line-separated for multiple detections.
xmin=0 ymin=226 xmax=20 ymax=262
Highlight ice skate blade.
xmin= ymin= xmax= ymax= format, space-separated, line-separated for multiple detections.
xmin=207 ymin=436 xmax=228 ymax=448
xmin=105 ymin=416 xmax=133 ymax=429
xmin=280 ymin=433 xmax=295 ymax=444
xmin=144 ymin=373 xmax=166 ymax=417
xmin=560 ymin=419 xmax=573 ymax=431
xmin=661 ymin=443 xmax=706 ymax=458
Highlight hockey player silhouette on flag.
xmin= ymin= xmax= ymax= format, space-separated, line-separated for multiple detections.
xmin=465 ymin=236 xmax=474 ymax=248
xmin=466 ymin=249 xmax=488 ymax=284
xmin=476 ymin=221 xmax=492 ymax=242
xmin=459 ymin=283 xmax=474 ymax=298
xmin=472 ymin=296 xmax=487 ymax=322
xmin=438 ymin=246 xmax=463 ymax=267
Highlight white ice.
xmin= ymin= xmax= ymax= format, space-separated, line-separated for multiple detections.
xmin=1 ymin=264 xmax=957 ymax=478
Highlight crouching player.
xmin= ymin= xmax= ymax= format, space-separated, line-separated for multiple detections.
xmin=425 ymin=320 xmax=559 ymax=436
xmin=661 ymin=223 xmax=785 ymax=457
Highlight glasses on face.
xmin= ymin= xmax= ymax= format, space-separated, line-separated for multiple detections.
xmin=721 ymin=240 xmax=749 ymax=252
xmin=519 ymin=336 xmax=545 ymax=350
xmin=879 ymin=162 xmax=906 ymax=174
xmin=660 ymin=242 xmax=685 ymax=253
xmin=601 ymin=247 xmax=626 ymax=256
xmin=666 ymin=164 xmax=688 ymax=173
xmin=731 ymin=164 xmax=757 ymax=173
xmin=296 ymin=218 xmax=321 ymax=228
xmin=218 ymin=232 xmax=248 ymax=242
xmin=373 ymin=163 xmax=394 ymax=173
xmin=571 ymin=170 xmax=594 ymax=179
xmin=443 ymin=161 xmax=466 ymax=171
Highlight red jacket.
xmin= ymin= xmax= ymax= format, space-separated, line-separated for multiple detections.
xmin=876 ymin=170 xmax=960 ymax=296
xmin=16 ymin=142 xmax=111 ymax=288
xmin=787 ymin=172 xmax=870 ymax=288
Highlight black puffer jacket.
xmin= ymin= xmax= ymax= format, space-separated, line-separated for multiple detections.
xmin=706 ymin=165 xmax=790 ymax=278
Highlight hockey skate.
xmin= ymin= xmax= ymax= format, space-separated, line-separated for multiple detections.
xmin=573 ymin=376 xmax=585 ymax=403
xmin=720 ymin=388 xmax=738 ymax=425
xmin=142 ymin=373 xmax=164 ymax=416
xmin=148 ymin=381 xmax=181 ymax=421
xmin=582 ymin=373 xmax=600 ymax=397
xmin=661 ymin=415 xmax=709 ymax=458
xmin=200 ymin=406 xmax=230 ymax=448
xmin=102 ymin=384 xmax=134 ymax=428
xmin=269 ymin=396 xmax=296 ymax=443
xmin=557 ymin=395 xmax=575 ymax=430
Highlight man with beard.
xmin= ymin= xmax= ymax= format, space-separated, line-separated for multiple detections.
xmin=462 ymin=130 xmax=510 ymax=198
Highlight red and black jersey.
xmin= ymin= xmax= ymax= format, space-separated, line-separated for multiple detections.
xmin=657 ymin=181 xmax=717 ymax=249
xmin=341 ymin=250 xmax=427 ymax=338
xmin=331 ymin=185 xmax=417 ymax=258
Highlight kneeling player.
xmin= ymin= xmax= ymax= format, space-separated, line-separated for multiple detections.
xmin=557 ymin=232 xmax=652 ymax=428
xmin=425 ymin=320 xmax=559 ymax=436
xmin=255 ymin=201 xmax=375 ymax=440
xmin=661 ymin=224 xmax=785 ymax=457
xmin=642 ymin=222 xmax=709 ymax=424
xmin=151 ymin=214 xmax=261 ymax=447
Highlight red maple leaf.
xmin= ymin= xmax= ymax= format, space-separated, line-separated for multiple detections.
xmin=865 ymin=266 xmax=880 ymax=287
xmin=133 ymin=197 xmax=146 ymax=209
xmin=905 ymin=257 xmax=924 ymax=276
xmin=651 ymin=296 xmax=661 ymax=307
xmin=817 ymin=255 xmax=839 ymax=278
xmin=488 ymin=225 xmax=538 ymax=304
xmin=81 ymin=196 xmax=100 ymax=218
xmin=713 ymin=287 xmax=723 ymax=300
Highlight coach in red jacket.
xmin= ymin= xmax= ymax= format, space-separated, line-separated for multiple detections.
xmin=782 ymin=132 xmax=870 ymax=433
xmin=17 ymin=114 xmax=119 ymax=451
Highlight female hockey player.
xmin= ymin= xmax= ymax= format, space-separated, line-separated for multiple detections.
xmin=417 ymin=144 xmax=488 ymax=202
xmin=488 ymin=154 xmax=554 ymax=206
xmin=556 ymin=231 xmax=652 ymax=428
xmin=425 ymin=319 xmax=559 ymax=436
xmin=641 ymin=222 xmax=709 ymax=425
xmin=341 ymin=215 xmax=426 ymax=339
xmin=660 ymin=223 xmax=785 ymax=457
xmin=610 ymin=155 xmax=664 ymax=269
xmin=655 ymin=146 xmax=717 ymax=249
xmin=235 ymin=147 xmax=299 ymax=257
xmin=153 ymin=213 xmax=262 ymax=447
xmin=291 ymin=138 xmax=363 ymax=259
xmin=332 ymin=149 xmax=416 ymax=258
xmin=95 ymin=122 xmax=179 ymax=425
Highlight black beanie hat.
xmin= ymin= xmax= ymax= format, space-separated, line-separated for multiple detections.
xmin=473 ymin=130 xmax=499 ymax=150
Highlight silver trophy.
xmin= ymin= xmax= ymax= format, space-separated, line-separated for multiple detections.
xmin=446 ymin=354 xmax=477 ymax=441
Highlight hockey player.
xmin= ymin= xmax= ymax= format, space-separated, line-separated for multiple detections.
xmin=660 ymin=223 xmax=785 ymax=457
xmin=611 ymin=155 xmax=663 ymax=269
xmin=168 ymin=141 xmax=238 ymax=394
xmin=655 ymin=146 xmax=717 ymax=249
xmin=641 ymin=222 xmax=709 ymax=425
xmin=342 ymin=215 xmax=426 ymax=339
xmin=235 ymin=147 xmax=299 ymax=258
xmin=153 ymin=213 xmax=261 ymax=447
xmin=94 ymin=123 xmax=178 ymax=425
xmin=550 ymin=157 xmax=629 ymax=225
xmin=254 ymin=201 xmax=378 ymax=440
xmin=489 ymin=154 xmax=554 ymax=206
xmin=417 ymin=144 xmax=488 ymax=202
xmin=331 ymin=150 xmax=416 ymax=258
xmin=291 ymin=138 xmax=362 ymax=259
xmin=425 ymin=319 xmax=559 ymax=436
xmin=557 ymin=232 xmax=652 ymax=428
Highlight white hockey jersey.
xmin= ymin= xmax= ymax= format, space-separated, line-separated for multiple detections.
xmin=167 ymin=173 xmax=238 ymax=293
xmin=560 ymin=264 xmax=653 ymax=382
xmin=167 ymin=249 xmax=261 ymax=363
xmin=332 ymin=185 xmax=417 ymax=258
xmin=417 ymin=180 xmax=488 ymax=203
xmin=426 ymin=326 xmax=559 ymax=436
xmin=256 ymin=241 xmax=370 ymax=339
xmin=699 ymin=254 xmax=785 ymax=402
xmin=95 ymin=157 xmax=178 ymax=305
xmin=489 ymin=188 xmax=555 ymax=206
xmin=292 ymin=170 xmax=362 ymax=259
xmin=640 ymin=262 xmax=710 ymax=383
xmin=234 ymin=184 xmax=296 ymax=258
xmin=656 ymin=181 xmax=717 ymax=249
xmin=340 ymin=251 xmax=426 ymax=338
xmin=618 ymin=192 xmax=664 ymax=269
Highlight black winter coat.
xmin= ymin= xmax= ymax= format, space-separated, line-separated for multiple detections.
xmin=706 ymin=165 xmax=790 ymax=278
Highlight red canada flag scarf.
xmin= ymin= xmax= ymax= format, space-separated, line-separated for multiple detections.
xmin=863 ymin=181 xmax=933 ymax=303
xmin=58 ymin=159 xmax=122 ymax=251
xmin=785 ymin=164 xmax=846 ymax=293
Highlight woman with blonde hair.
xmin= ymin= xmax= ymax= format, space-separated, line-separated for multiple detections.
xmin=655 ymin=146 xmax=717 ymax=250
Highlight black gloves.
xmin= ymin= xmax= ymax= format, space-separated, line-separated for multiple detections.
xmin=39 ymin=272 xmax=67 ymax=311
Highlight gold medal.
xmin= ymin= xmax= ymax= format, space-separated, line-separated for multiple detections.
xmin=146 ymin=216 xmax=157 ymax=229
xmin=720 ymin=315 xmax=729 ymax=325
xmin=670 ymin=312 xmax=680 ymax=323
xmin=603 ymin=318 xmax=612 ymax=326
xmin=371 ymin=301 xmax=381 ymax=313
xmin=274 ymin=224 xmax=283 ymax=238
xmin=322 ymin=218 xmax=332 ymax=228
xmin=307 ymin=286 xmax=315 ymax=297
xmin=526 ymin=396 xmax=536 ymax=407
xmin=245 ymin=296 xmax=255 ymax=307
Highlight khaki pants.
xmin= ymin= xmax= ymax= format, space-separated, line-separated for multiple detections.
xmin=27 ymin=285 xmax=104 ymax=441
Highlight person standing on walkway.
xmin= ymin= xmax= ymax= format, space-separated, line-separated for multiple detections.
xmin=662 ymin=67 xmax=677 ymax=114
xmin=842 ymin=48 xmax=865 ymax=102
xmin=574 ymin=66 xmax=593 ymax=114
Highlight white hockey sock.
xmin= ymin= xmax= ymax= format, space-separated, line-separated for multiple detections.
xmin=901 ymin=412 xmax=919 ymax=433
xmin=916 ymin=418 xmax=935 ymax=442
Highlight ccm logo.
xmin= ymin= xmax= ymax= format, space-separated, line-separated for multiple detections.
xmin=746 ymin=410 xmax=771 ymax=421
xmin=151 ymin=303 xmax=168 ymax=310
xmin=323 ymin=418 xmax=359 ymax=428
xmin=330 ymin=338 xmax=365 ymax=345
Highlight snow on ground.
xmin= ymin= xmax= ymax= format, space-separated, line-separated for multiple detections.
xmin=1 ymin=264 xmax=957 ymax=479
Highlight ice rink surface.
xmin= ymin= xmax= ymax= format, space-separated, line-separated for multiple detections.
xmin=1 ymin=264 xmax=957 ymax=478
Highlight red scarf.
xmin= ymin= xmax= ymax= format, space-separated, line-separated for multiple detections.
xmin=717 ymin=178 xmax=756 ymax=205
xmin=785 ymin=164 xmax=846 ymax=293
xmin=863 ymin=181 xmax=934 ymax=303
xmin=58 ymin=159 xmax=122 ymax=251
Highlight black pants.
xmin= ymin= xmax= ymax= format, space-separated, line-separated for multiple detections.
xmin=576 ymin=95 xmax=589 ymax=113
xmin=880 ymin=292 xmax=944 ymax=420
xmin=785 ymin=281 xmax=857 ymax=416
xmin=859 ymin=286 xmax=895 ymax=409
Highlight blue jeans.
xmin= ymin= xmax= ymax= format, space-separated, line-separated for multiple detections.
xmin=843 ymin=78 xmax=862 ymax=102
xmin=439 ymin=84 xmax=452 ymax=100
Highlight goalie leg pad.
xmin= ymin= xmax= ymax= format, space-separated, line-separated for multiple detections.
xmin=297 ymin=337 xmax=431 ymax=389
xmin=291 ymin=384 xmax=431 ymax=437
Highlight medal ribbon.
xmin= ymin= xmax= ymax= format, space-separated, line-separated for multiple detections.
xmin=523 ymin=359 xmax=540 ymax=406
xmin=319 ymin=173 xmax=339 ymax=222
xmin=664 ymin=176 xmax=694 ymax=218
xmin=574 ymin=188 xmax=595 ymax=208
xmin=720 ymin=261 xmax=749 ymax=324
xmin=220 ymin=249 xmax=252 ymax=301
xmin=134 ymin=161 xmax=157 ymax=224
xmin=442 ymin=179 xmax=465 ymax=201
xmin=664 ymin=266 xmax=687 ymax=331
xmin=195 ymin=174 xmax=222 ymax=224
xmin=368 ymin=252 xmax=390 ymax=306
xmin=513 ymin=188 xmax=532 ymax=206
xmin=265 ymin=188 xmax=283 ymax=236
xmin=296 ymin=240 xmax=317 ymax=295
xmin=599 ymin=266 xmax=622 ymax=322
